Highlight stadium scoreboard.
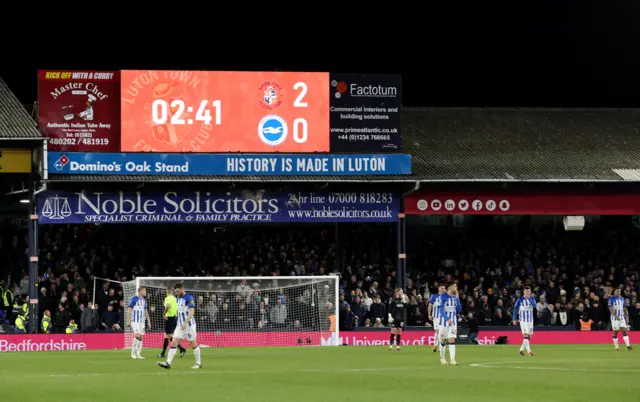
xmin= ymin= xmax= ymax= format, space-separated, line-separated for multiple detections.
xmin=38 ymin=70 xmax=410 ymax=176
xmin=39 ymin=70 xmax=402 ymax=153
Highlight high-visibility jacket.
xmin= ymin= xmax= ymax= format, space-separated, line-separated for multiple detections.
xmin=2 ymin=288 xmax=12 ymax=308
xmin=66 ymin=323 xmax=79 ymax=334
xmin=15 ymin=314 xmax=27 ymax=331
xmin=13 ymin=302 xmax=27 ymax=315
xmin=580 ymin=319 xmax=593 ymax=331
xmin=41 ymin=316 xmax=52 ymax=334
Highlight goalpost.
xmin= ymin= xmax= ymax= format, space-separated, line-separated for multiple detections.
xmin=92 ymin=277 xmax=124 ymax=307
xmin=121 ymin=276 xmax=340 ymax=349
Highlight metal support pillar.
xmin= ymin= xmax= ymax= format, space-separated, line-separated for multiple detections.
xmin=27 ymin=178 xmax=39 ymax=333
xmin=396 ymin=212 xmax=406 ymax=289
xmin=334 ymin=223 xmax=341 ymax=273
xmin=401 ymin=199 xmax=407 ymax=290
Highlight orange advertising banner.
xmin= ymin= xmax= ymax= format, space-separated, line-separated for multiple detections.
xmin=120 ymin=70 xmax=330 ymax=153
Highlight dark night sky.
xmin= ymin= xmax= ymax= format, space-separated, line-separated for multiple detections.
xmin=2 ymin=4 xmax=639 ymax=108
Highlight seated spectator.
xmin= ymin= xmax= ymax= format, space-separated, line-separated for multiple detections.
xmin=100 ymin=303 xmax=120 ymax=332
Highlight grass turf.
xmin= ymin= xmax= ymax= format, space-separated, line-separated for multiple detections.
xmin=1 ymin=345 xmax=637 ymax=401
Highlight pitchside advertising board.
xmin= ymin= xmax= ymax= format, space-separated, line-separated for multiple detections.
xmin=37 ymin=191 xmax=399 ymax=224
xmin=0 ymin=331 xmax=622 ymax=352
xmin=39 ymin=70 xmax=408 ymax=175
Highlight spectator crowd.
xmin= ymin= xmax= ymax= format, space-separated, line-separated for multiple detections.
xmin=1 ymin=218 xmax=639 ymax=333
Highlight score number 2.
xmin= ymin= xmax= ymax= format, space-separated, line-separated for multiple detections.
xmin=292 ymin=82 xmax=308 ymax=143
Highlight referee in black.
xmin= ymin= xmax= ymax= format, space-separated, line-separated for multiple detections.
xmin=158 ymin=287 xmax=187 ymax=358
xmin=388 ymin=288 xmax=408 ymax=351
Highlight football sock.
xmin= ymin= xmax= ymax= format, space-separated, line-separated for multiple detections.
xmin=396 ymin=335 xmax=402 ymax=346
xmin=162 ymin=338 xmax=169 ymax=354
xmin=131 ymin=338 xmax=139 ymax=355
xmin=449 ymin=342 xmax=456 ymax=361
xmin=623 ymin=335 xmax=630 ymax=347
xmin=178 ymin=344 xmax=186 ymax=352
xmin=137 ymin=338 xmax=143 ymax=355
xmin=439 ymin=342 xmax=446 ymax=360
xmin=613 ymin=336 xmax=619 ymax=348
xmin=390 ymin=334 xmax=396 ymax=346
xmin=520 ymin=340 xmax=525 ymax=352
xmin=193 ymin=346 xmax=201 ymax=365
xmin=167 ymin=346 xmax=177 ymax=364
xmin=524 ymin=339 xmax=531 ymax=353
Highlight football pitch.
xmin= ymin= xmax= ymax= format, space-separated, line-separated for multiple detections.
xmin=1 ymin=345 xmax=637 ymax=401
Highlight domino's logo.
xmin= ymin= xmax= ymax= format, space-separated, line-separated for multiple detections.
xmin=258 ymin=115 xmax=288 ymax=146
xmin=53 ymin=155 xmax=69 ymax=171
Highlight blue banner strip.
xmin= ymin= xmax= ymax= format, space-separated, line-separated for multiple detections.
xmin=38 ymin=191 xmax=399 ymax=224
xmin=48 ymin=152 xmax=412 ymax=176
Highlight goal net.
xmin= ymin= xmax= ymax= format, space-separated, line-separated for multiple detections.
xmin=122 ymin=276 xmax=339 ymax=349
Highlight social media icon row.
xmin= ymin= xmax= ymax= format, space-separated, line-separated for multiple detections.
xmin=415 ymin=199 xmax=511 ymax=212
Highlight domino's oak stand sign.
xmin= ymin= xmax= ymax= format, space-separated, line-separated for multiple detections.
xmin=49 ymin=152 xmax=412 ymax=176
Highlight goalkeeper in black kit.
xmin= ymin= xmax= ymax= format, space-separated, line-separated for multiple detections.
xmin=388 ymin=288 xmax=409 ymax=351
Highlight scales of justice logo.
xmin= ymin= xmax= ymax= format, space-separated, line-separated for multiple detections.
xmin=41 ymin=195 xmax=72 ymax=220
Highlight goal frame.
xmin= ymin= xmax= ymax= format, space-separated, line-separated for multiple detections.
xmin=92 ymin=276 xmax=124 ymax=306
xmin=134 ymin=275 xmax=341 ymax=347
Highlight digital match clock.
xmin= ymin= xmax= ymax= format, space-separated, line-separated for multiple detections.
xmin=120 ymin=70 xmax=330 ymax=153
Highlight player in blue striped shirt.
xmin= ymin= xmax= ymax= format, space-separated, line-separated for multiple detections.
xmin=437 ymin=281 xmax=462 ymax=365
xmin=513 ymin=286 xmax=536 ymax=356
xmin=158 ymin=283 xmax=202 ymax=369
xmin=608 ymin=289 xmax=632 ymax=351
xmin=428 ymin=285 xmax=445 ymax=353
xmin=128 ymin=286 xmax=150 ymax=360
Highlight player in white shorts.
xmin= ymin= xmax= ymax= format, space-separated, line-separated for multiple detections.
xmin=158 ymin=283 xmax=202 ymax=369
xmin=609 ymin=289 xmax=632 ymax=351
xmin=128 ymin=286 xmax=150 ymax=359
xmin=513 ymin=286 xmax=536 ymax=356
xmin=428 ymin=285 xmax=446 ymax=352
xmin=437 ymin=281 xmax=462 ymax=365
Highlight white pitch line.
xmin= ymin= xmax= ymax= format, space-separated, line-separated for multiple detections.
xmin=41 ymin=366 xmax=418 ymax=379
xmin=469 ymin=360 xmax=640 ymax=373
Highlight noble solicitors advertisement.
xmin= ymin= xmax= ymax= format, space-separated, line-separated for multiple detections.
xmin=37 ymin=191 xmax=399 ymax=224
xmin=0 ymin=331 xmax=624 ymax=352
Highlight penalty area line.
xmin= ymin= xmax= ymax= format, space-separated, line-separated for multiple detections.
xmin=469 ymin=360 xmax=639 ymax=373
xmin=43 ymin=366 xmax=418 ymax=379
xmin=470 ymin=361 xmax=583 ymax=371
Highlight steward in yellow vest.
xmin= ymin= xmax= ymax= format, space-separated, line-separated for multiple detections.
xmin=66 ymin=320 xmax=79 ymax=334
xmin=3 ymin=287 xmax=12 ymax=309
xmin=15 ymin=313 xmax=27 ymax=333
xmin=41 ymin=310 xmax=52 ymax=334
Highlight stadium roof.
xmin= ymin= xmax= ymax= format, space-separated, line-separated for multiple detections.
xmin=48 ymin=107 xmax=640 ymax=183
xmin=0 ymin=77 xmax=41 ymax=140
